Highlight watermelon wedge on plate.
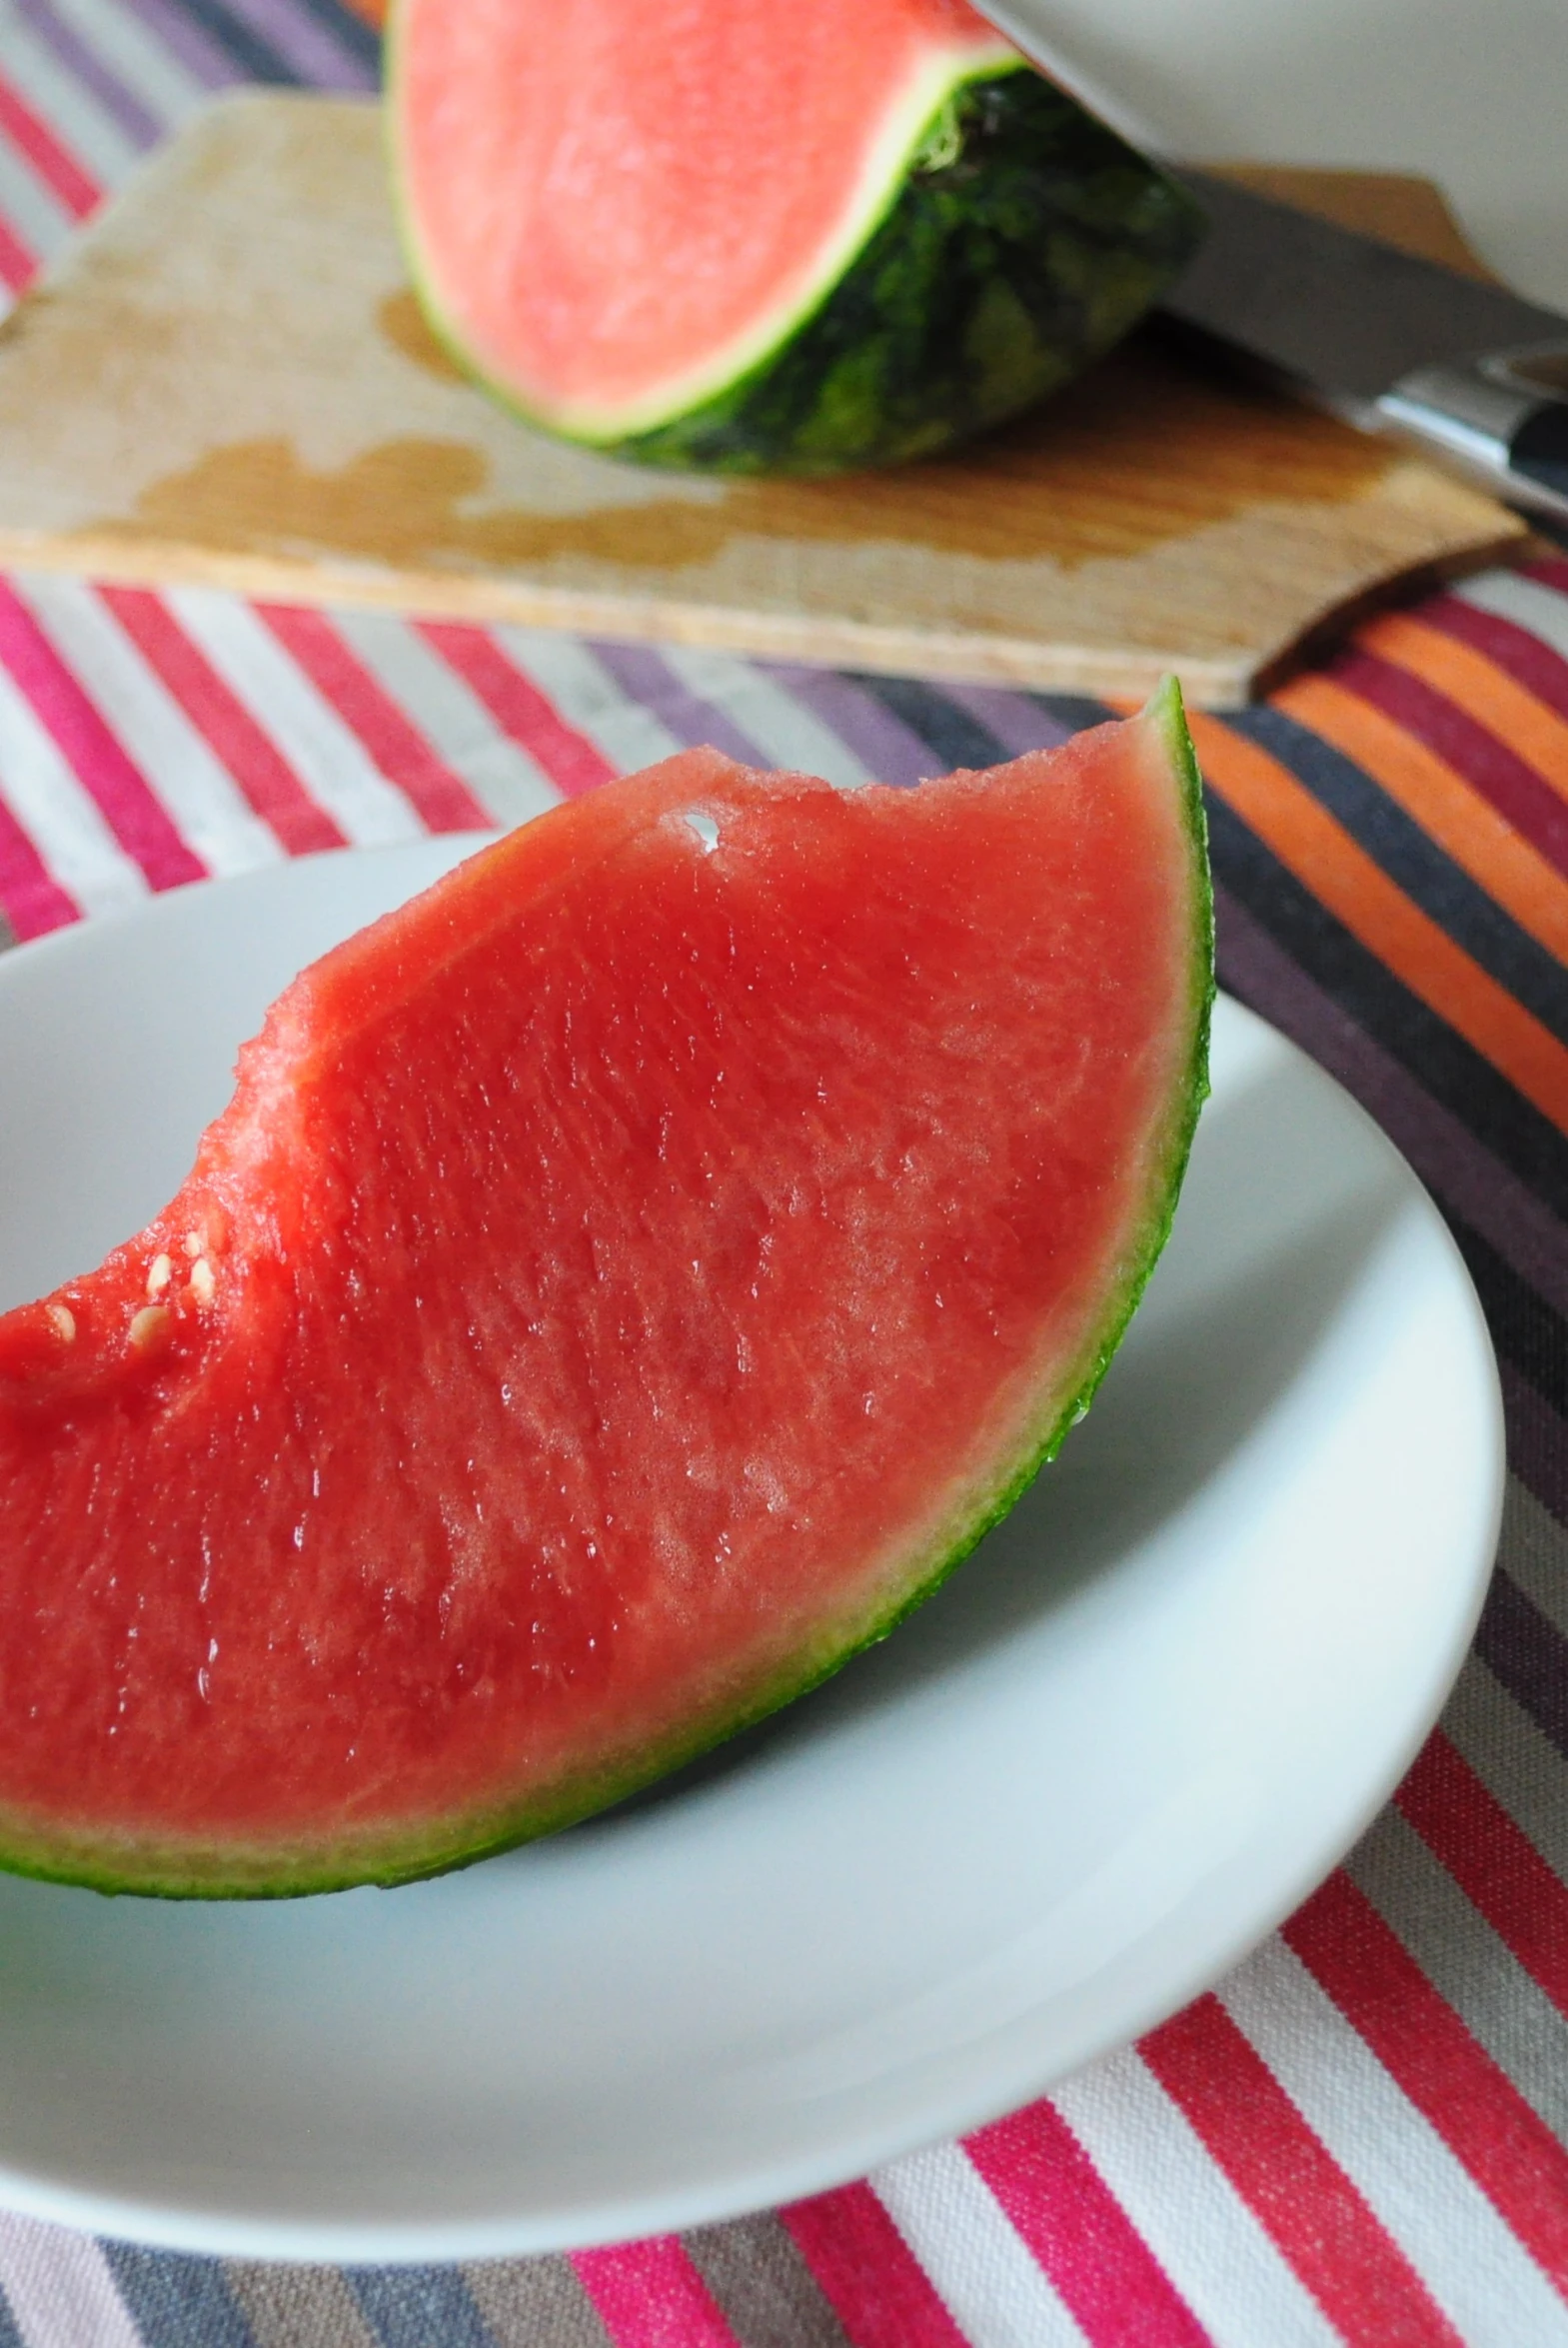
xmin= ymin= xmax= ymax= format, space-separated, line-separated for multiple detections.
xmin=0 ymin=687 xmax=1210 ymax=1898
xmin=387 ymin=0 xmax=1205 ymax=473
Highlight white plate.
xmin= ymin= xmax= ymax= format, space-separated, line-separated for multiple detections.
xmin=0 ymin=840 xmax=1503 ymax=2263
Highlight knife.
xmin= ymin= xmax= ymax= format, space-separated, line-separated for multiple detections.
xmin=972 ymin=1 xmax=1568 ymax=527
xmin=1159 ymin=168 xmax=1568 ymax=528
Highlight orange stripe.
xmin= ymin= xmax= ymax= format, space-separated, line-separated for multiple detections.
xmin=1358 ymin=613 xmax=1568 ymax=809
xmin=1187 ymin=709 xmax=1568 ymax=1136
xmin=1276 ymin=673 xmax=1568 ymax=965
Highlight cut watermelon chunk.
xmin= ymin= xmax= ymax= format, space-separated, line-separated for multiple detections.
xmin=388 ymin=0 xmax=1205 ymax=474
xmin=0 ymin=688 xmax=1211 ymax=1897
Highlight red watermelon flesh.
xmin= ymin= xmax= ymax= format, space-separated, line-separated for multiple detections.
xmin=0 ymin=691 xmax=1210 ymax=1897
xmin=393 ymin=0 xmax=1015 ymax=437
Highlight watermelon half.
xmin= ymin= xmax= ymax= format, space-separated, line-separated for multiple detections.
xmin=0 ymin=688 xmax=1211 ymax=1898
xmin=388 ymin=0 xmax=1205 ymax=475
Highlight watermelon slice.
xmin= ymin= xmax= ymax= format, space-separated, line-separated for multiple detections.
xmin=0 ymin=688 xmax=1210 ymax=1898
xmin=388 ymin=0 xmax=1205 ymax=474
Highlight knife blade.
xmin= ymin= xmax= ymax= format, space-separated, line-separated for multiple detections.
xmin=1159 ymin=169 xmax=1568 ymax=526
xmin=965 ymin=0 xmax=1568 ymax=525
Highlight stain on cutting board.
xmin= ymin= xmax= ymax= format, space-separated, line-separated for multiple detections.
xmin=0 ymin=90 xmax=1525 ymax=702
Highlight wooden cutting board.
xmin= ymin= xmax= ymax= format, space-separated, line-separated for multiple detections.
xmin=0 ymin=92 xmax=1527 ymax=705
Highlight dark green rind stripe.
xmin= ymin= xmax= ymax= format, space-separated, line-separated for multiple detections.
xmin=393 ymin=50 xmax=1204 ymax=478
xmin=612 ymin=74 xmax=1204 ymax=475
xmin=0 ymin=686 xmax=1211 ymax=1899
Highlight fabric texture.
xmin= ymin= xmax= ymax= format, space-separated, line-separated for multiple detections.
xmin=0 ymin=0 xmax=1565 ymax=2339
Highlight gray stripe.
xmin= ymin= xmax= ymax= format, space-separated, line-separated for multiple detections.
xmin=1442 ymin=1653 xmax=1568 ymax=1883
xmin=0 ymin=913 xmax=14 ymax=954
xmin=1496 ymin=1476 xmax=1568 ymax=1646
xmin=104 ymin=2245 xmax=260 ymax=2348
xmin=684 ymin=2214 xmax=851 ymax=2348
xmin=348 ymin=2268 xmax=496 ymax=2348
xmin=464 ymin=2257 xmax=612 ymax=2348
xmin=0 ymin=2278 xmax=27 ymax=2348
xmin=1347 ymin=1804 xmax=1568 ymax=2143
xmin=226 ymin=2264 xmax=381 ymax=2348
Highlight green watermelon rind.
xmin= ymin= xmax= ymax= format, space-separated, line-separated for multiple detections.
xmin=386 ymin=37 xmax=1206 ymax=476
xmin=0 ymin=682 xmax=1211 ymax=1901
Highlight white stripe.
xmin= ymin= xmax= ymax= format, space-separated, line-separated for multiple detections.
xmin=1346 ymin=1803 xmax=1568 ymax=2148
xmin=15 ymin=575 xmax=281 ymax=876
xmin=34 ymin=0 xmax=206 ymax=130
xmin=0 ymin=655 xmax=146 ymax=916
xmin=870 ymin=2142 xmax=1088 ymax=2348
xmin=165 ymin=588 xmax=424 ymax=848
xmin=1 ymin=18 xmax=138 ymax=190
xmin=1455 ymin=568 xmax=1568 ymax=667
xmin=1052 ymin=2049 xmax=1341 ymax=2348
xmin=493 ymin=630 xmax=683 ymax=778
xmin=1220 ymin=1937 xmax=1568 ymax=2346
xmin=658 ymin=646 xmax=875 ymax=789
xmin=0 ymin=2214 xmax=142 ymax=2348
xmin=0 ymin=127 xmax=72 ymax=265
xmin=329 ymin=608 xmax=557 ymax=830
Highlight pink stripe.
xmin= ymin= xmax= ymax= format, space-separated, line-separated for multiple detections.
xmin=0 ymin=583 xmax=205 ymax=890
xmin=1398 ymin=1731 xmax=1568 ymax=2021
xmin=0 ymin=213 xmax=34 ymax=293
xmin=1288 ymin=1871 xmax=1568 ymax=2294
xmin=98 ymin=586 xmax=346 ymax=858
xmin=0 ymin=786 xmax=78 ymax=937
xmin=966 ymin=2101 xmax=1209 ymax=2346
xmin=1142 ymin=1987 xmax=1462 ymax=2348
xmin=784 ymin=2183 xmax=968 ymax=2348
xmin=0 ymin=67 xmax=98 ymax=217
xmin=258 ymin=604 xmax=493 ymax=833
xmin=418 ymin=622 xmax=616 ymax=798
xmin=571 ymin=2237 xmax=741 ymax=2348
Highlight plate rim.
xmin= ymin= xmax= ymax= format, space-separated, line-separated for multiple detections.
xmin=0 ymin=843 xmax=1505 ymax=2262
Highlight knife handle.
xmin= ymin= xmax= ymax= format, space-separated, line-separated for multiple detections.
xmin=1373 ymin=345 xmax=1568 ymax=524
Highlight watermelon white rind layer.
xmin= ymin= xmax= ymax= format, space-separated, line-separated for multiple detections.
xmin=387 ymin=12 xmax=1206 ymax=475
xmin=0 ymin=686 xmax=1211 ymax=1898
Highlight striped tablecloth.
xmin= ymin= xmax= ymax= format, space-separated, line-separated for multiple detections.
xmin=1 ymin=2 xmax=1566 ymax=2342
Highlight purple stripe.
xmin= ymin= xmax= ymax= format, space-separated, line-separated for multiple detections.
xmin=589 ymin=640 xmax=774 ymax=770
xmin=932 ymin=683 xmax=1077 ymax=760
xmin=116 ymin=0 xmax=237 ymax=89
xmin=763 ymin=664 xmax=935 ymax=788
xmin=13 ymin=0 xmax=161 ymax=146
xmin=1503 ymin=1359 xmax=1568 ymax=1528
xmin=1475 ymin=1566 xmax=1568 ymax=1766
xmin=211 ymin=0 xmax=375 ymax=88
xmin=1214 ymin=880 xmax=1568 ymax=1320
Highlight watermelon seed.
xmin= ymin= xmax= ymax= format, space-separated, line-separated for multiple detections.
xmin=146 ymin=1253 xmax=173 ymax=1298
xmin=182 ymin=1232 xmax=204 ymax=1259
xmin=684 ymin=809 xmax=720 ymax=854
xmin=189 ymin=1257 xmax=216 ymax=1307
xmin=128 ymin=1305 xmax=169 ymax=1351
xmin=45 ymin=1303 xmax=74 ymax=1343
